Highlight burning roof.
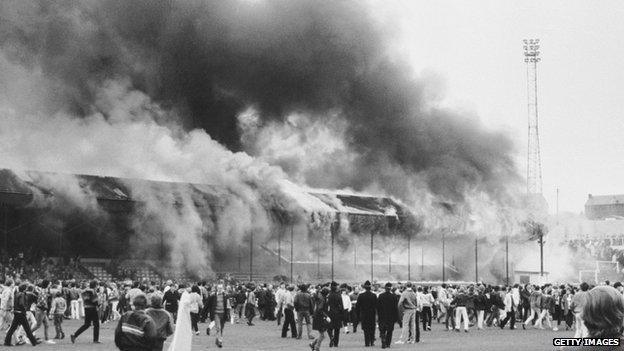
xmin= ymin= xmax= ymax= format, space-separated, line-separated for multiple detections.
xmin=0 ymin=168 xmax=417 ymax=224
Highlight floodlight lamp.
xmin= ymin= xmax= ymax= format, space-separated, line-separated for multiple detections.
xmin=523 ymin=39 xmax=528 ymax=44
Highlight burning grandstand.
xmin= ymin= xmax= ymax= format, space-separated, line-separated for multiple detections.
xmin=0 ymin=0 xmax=541 ymax=283
xmin=0 ymin=168 xmax=424 ymax=281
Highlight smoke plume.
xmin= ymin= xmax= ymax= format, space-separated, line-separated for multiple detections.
xmin=0 ymin=0 xmax=519 ymax=203
xmin=0 ymin=0 xmax=536 ymax=280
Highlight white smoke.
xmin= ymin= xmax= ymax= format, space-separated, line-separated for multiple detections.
xmin=0 ymin=80 xmax=308 ymax=277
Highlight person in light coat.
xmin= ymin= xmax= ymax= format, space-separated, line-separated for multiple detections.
xmin=436 ymin=284 xmax=448 ymax=323
xmin=0 ymin=279 xmax=15 ymax=331
xmin=499 ymin=286 xmax=520 ymax=329
xmin=572 ymin=282 xmax=590 ymax=338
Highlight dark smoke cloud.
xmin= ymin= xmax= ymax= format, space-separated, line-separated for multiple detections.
xmin=0 ymin=0 xmax=519 ymax=202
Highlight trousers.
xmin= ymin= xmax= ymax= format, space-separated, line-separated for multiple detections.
xmin=574 ymin=313 xmax=588 ymax=338
xmin=361 ymin=315 xmax=376 ymax=346
xmin=4 ymin=312 xmax=37 ymax=345
xmin=421 ymin=306 xmax=432 ymax=329
xmin=398 ymin=309 xmax=416 ymax=342
xmin=378 ymin=321 xmax=394 ymax=347
xmin=282 ymin=308 xmax=297 ymax=337
xmin=297 ymin=311 xmax=312 ymax=338
xmin=214 ymin=313 xmax=226 ymax=337
xmin=328 ymin=327 xmax=340 ymax=346
xmin=500 ymin=308 xmax=516 ymax=329
xmin=73 ymin=307 xmax=99 ymax=342
xmin=32 ymin=308 xmax=50 ymax=340
xmin=53 ymin=314 xmax=64 ymax=337
xmin=70 ymin=300 xmax=80 ymax=319
xmin=477 ymin=310 xmax=485 ymax=329
xmin=455 ymin=306 xmax=469 ymax=330
xmin=0 ymin=310 xmax=13 ymax=331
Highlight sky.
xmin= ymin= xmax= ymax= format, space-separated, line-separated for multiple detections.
xmin=375 ymin=0 xmax=624 ymax=214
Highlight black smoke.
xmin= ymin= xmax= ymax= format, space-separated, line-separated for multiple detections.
xmin=0 ymin=0 xmax=519 ymax=202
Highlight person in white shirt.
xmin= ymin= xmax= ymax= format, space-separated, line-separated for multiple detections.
xmin=500 ymin=286 xmax=520 ymax=329
xmin=188 ymin=285 xmax=203 ymax=335
xmin=0 ymin=279 xmax=15 ymax=331
xmin=275 ymin=283 xmax=286 ymax=326
xmin=341 ymin=288 xmax=352 ymax=334
xmin=396 ymin=282 xmax=420 ymax=344
xmin=420 ymin=287 xmax=434 ymax=331
xmin=280 ymin=285 xmax=297 ymax=338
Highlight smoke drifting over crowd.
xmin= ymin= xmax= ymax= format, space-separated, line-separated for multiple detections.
xmin=0 ymin=0 xmax=537 ymax=280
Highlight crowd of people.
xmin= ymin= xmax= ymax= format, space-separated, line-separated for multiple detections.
xmin=568 ymin=238 xmax=619 ymax=263
xmin=0 ymin=275 xmax=623 ymax=350
xmin=0 ymin=250 xmax=84 ymax=282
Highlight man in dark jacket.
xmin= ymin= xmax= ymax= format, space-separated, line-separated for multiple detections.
xmin=356 ymin=280 xmax=377 ymax=347
xmin=486 ymin=286 xmax=504 ymax=327
xmin=294 ymin=284 xmax=314 ymax=340
xmin=263 ymin=285 xmax=276 ymax=321
xmin=234 ymin=287 xmax=246 ymax=324
xmin=451 ymin=288 xmax=471 ymax=332
xmin=162 ymin=283 xmax=179 ymax=322
xmin=519 ymin=284 xmax=531 ymax=324
xmin=473 ymin=288 xmax=488 ymax=330
xmin=4 ymin=284 xmax=39 ymax=346
xmin=115 ymin=294 xmax=157 ymax=351
xmin=256 ymin=286 xmax=267 ymax=320
xmin=71 ymin=280 xmax=100 ymax=344
xmin=326 ymin=282 xmax=344 ymax=347
xmin=145 ymin=295 xmax=173 ymax=351
xmin=377 ymin=282 xmax=399 ymax=349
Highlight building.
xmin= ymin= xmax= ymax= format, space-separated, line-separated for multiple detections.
xmin=586 ymin=194 xmax=624 ymax=220
xmin=0 ymin=168 xmax=420 ymax=281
